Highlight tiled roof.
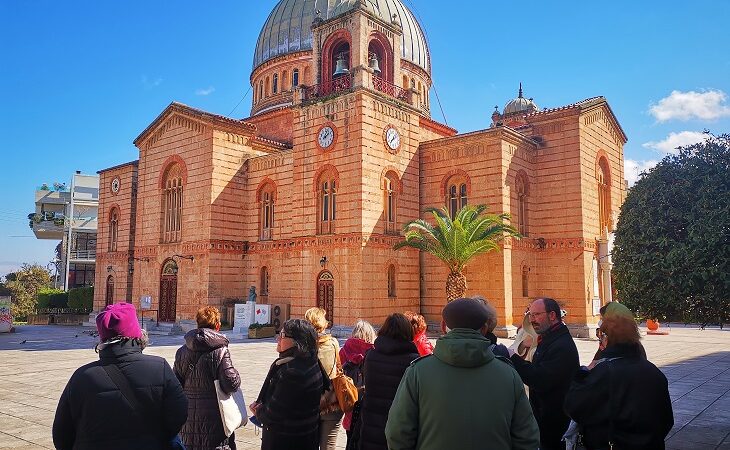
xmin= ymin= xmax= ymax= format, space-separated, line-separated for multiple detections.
xmin=525 ymin=96 xmax=605 ymax=118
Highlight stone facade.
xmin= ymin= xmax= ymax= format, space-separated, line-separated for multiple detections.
xmin=94 ymin=3 xmax=626 ymax=336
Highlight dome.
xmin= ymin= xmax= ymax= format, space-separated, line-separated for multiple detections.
xmin=253 ymin=0 xmax=430 ymax=73
xmin=504 ymin=84 xmax=539 ymax=115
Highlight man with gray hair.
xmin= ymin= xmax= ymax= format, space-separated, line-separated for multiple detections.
xmin=386 ymin=298 xmax=539 ymax=450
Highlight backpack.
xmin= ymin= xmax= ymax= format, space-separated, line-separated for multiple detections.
xmin=342 ymin=359 xmax=365 ymax=390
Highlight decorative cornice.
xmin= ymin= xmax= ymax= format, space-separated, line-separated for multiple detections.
xmin=419 ymin=116 xmax=457 ymax=137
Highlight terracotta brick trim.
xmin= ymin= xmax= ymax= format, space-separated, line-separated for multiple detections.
xmin=158 ymin=155 xmax=188 ymax=189
xmin=312 ymin=164 xmax=340 ymax=192
xmin=440 ymin=169 xmax=472 ymax=197
xmin=381 ymin=167 xmax=404 ymax=194
xmin=256 ymin=178 xmax=278 ymax=202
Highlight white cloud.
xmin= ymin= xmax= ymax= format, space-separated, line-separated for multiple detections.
xmin=649 ymin=89 xmax=730 ymax=122
xmin=624 ymin=159 xmax=659 ymax=186
xmin=141 ymin=75 xmax=163 ymax=89
xmin=643 ymin=131 xmax=710 ymax=155
xmin=195 ymin=86 xmax=215 ymax=96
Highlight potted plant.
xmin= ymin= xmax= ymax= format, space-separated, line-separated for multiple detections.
xmin=248 ymin=322 xmax=275 ymax=339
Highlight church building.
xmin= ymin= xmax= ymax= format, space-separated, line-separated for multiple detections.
xmin=94 ymin=0 xmax=627 ymax=337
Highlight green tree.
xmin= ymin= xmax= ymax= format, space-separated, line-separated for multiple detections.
xmin=613 ymin=133 xmax=729 ymax=328
xmin=395 ymin=205 xmax=519 ymax=302
xmin=5 ymin=264 xmax=51 ymax=320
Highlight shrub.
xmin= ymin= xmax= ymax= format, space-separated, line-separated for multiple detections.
xmin=49 ymin=292 xmax=69 ymax=308
xmin=68 ymin=286 xmax=94 ymax=310
xmin=37 ymin=288 xmax=64 ymax=309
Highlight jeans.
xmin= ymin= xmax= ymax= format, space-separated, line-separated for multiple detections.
xmin=319 ymin=410 xmax=344 ymax=450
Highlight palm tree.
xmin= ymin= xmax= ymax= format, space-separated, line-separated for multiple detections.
xmin=394 ymin=205 xmax=519 ymax=302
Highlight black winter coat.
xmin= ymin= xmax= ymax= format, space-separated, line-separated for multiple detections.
xmin=511 ymin=323 xmax=579 ymax=450
xmin=255 ymin=349 xmax=326 ymax=450
xmin=174 ymin=328 xmax=241 ymax=450
xmin=52 ymin=340 xmax=188 ymax=450
xmin=359 ymin=335 xmax=419 ymax=450
xmin=565 ymin=344 xmax=674 ymax=450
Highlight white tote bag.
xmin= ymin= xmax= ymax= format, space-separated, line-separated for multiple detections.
xmin=214 ymin=350 xmax=248 ymax=437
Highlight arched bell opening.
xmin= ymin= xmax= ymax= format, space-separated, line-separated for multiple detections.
xmin=368 ymin=33 xmax=393 ymax=84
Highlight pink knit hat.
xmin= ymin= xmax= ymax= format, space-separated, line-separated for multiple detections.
xmin=96 ymin=303 xmax=143 ymax=342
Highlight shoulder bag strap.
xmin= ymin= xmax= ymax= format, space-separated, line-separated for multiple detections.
xmin=102 ymin=364 xmax=145 ymax=418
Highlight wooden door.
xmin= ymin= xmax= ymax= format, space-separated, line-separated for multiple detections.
xmin=105 ymin=275 xmax=114 ymax=306
xmin=317 ymin=271 xmax=334 ymax=327
xmin=159 ymin=276 xmax=177 ymax=322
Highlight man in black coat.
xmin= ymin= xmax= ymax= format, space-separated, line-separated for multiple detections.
xmin=53 ymin=303 xmax=188 ymax=450
xmin=510 ymin=298 xmax=579 ymax=450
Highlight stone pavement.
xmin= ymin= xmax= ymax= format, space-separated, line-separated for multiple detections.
xmin=0 ymin=324 xmax=728 ymax=449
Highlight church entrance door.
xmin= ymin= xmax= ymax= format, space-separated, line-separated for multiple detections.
xmin=159 ymin=259 xmax=178 ymax=322
xmin=317 ymin=271 xmax=334 ymax=328
xmin=105 ymin=275 xmax=114 ymax=306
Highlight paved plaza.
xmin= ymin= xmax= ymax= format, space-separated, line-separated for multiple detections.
xmin=0 ymin=325 xmax=728 ymax=450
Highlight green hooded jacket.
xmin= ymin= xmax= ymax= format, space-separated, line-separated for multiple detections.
xmin=385 ymin=328 xmax=539 ymax=450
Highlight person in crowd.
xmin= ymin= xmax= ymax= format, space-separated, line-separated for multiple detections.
xmin=360 ymin=313 xmax=420 ymax=450
xmin=304 ymin=307 xmax=343 ymax=450
xmin=565 ymin=302 xmax=673 ymax=450
xmin=590 ymin=303 xmax=646 ymax=366
xmin=174 ymin=306 xmax=241 ymax=450
xmin=339 ymin=319 xmax=376 ymax=448
xmin=385 ymin=298 xmax=539 ymax=450
xmin=509 ymin=297 xmax=580 ymax=450
xmin=53 ymin=303 xmax=188 ymax=450
xmin=471 ymin=296 xmax=511 ymax=359
xmin=250 ymin=319 xmax=326 ymax=450
xmin=404 ymin=311 xmax=434 ymax=356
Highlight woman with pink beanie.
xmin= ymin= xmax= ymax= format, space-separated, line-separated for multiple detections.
xmin=52 ymin=303 xmax=188 ymax=450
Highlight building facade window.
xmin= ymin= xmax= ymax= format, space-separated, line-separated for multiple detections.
xmin=258 ymin=80 xmax=263 ymax=100
xmin=384 ymin=173 xmax=398 ymax=234
xmin=272 ymin=73 xmax=279 ymax=94
xmin=292 ymin=69 xmax=299 ymax=87
xmin=597 ymin=157 xmax=611 ymax=233
xmin=521 ymin=266 xmax=529 ymax=297
xmin=387 ymin=264 xmax=396 ymax=298
xmin=259 ymin=184 xmax=275 ymax=241
xmin=260 ymin=266 xmax=269 ymax=296
xmin=318 ymin=171 xmax=338 ymax=234
xmin=447 ymin=179 xmax=468 ymax=220
xmin=161 ymin=164 xmax=184 ymax=243
xmin=109 ymin=208 xmax=119 ymax=252
xmin=516 ymin=174 xmax=529 ymax=236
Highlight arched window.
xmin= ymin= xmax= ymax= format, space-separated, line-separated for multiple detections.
xmin=161 ymin=164 xmax=184 ymax=243
xmin=265 ymin=76 xmax=270 ymax=96
xmin=260 ymin=266 xmax=269 ymax=296
xmin=108 ymin=208 xmax=119 ymax=252
xmin=597 ymin=157 xmax=612 ymax=233
xmin=258 ymin=80 xmax=263 ymax=101
xmin=411 ymin=78 xmax=416 ymax=89
xmin=387 ymin=264 xmax=397 ymax=298
xmin=446 ymin=177 xmax=468 ymax=220
xmin=272 ymin=73 xmax=279 ymax=94
xmin=259 ymin=183 xmax=275 ymax=240
xmin=384 ymin=173 xmax=398 ymax=234
xmin=293 ymin=69 xmax=300 ymax=87
xmin=516 ymin=174 xmax=529 ymax=236
xmin=521 ymin=266 xmax=529 ymax=297
xmin=318 ymin=170 xmax=338 ymax=234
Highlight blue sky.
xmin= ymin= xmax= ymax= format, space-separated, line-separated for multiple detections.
xmin=1 ymin=0 xmax=729 ymax=276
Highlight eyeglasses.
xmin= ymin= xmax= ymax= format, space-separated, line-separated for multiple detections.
xmin=596 ymin=329 xmax=607 ymax=339
xmin=278 ymin=330 xmax=289 ymax=339
xmin=526 ymin=311 xmax=548 ymax=319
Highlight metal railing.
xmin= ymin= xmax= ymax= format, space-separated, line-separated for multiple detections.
xmin=373 ymin=76 xmax=410 ymax=103
xmin=303 ymin=74 xmax=353 ymax=100
xmin=70 ymin=249 xmax=96 ymax=260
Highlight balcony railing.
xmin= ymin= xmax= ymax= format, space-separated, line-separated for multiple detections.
xmin=373 ymin=76 xmax=410 ymax=103
xmin=303 ymin=74 xmax=353 ymax=100
xmin=70 ymin=249 xmax=96 ymax=260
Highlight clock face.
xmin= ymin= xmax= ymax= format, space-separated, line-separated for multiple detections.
xmin=111 ymin=178 xmax=120 ymax=194
xmin=318 ymin=126 xmax=335 ymax=149
xmin=385 ymin=126 xmax=401 ymax=152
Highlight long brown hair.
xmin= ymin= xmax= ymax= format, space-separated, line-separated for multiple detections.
xmin=378 ymin=313 xmax=414 ymax=342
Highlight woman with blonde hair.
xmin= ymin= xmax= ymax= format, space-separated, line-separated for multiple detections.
xmin=339 ymin=320 xmax=376 ymax=448
xmin=174 ymin=306 xmax=242 ymax=450
xmin=304 ymin=307 xmax=343 ymax=450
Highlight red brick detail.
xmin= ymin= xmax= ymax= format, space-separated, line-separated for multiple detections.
xmin=256 ymin=178 xmax=278 ymax=202
xmin=157 ymin=154 xmax=188 ymax=188
xmin=321 ymin=29 xmax=352 ymax=84
xmin=595 ymin=150 xmax=612 ymax=186
xmin=381 ymin=167 xmax=404 ymax=194
xmin=440 ymin=169 xmax=472 ymax=197
xmin=312 ymin=164 xmax=340 ymax=193
xmin=368 ymin=31 xmax=394 ymax=84
xmin=515 ymin=169 xmax=530 ymax=196
xmin=419 ymin=116 xmax=457 ymax=137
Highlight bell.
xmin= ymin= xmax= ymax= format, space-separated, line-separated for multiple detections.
xmin=369 ymin=54 xmax=381 ymax=74
xmin=333 ymin=54 xmax=349 ymax=78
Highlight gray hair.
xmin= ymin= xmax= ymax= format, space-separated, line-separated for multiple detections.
xmin=471 ymin=295 xmax=498 ymax=333
xmin=351 ymin=319 xmax=376 ymax=344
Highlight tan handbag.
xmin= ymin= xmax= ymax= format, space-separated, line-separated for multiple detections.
xmin=320 ymin=341 xmax=359 ymax=414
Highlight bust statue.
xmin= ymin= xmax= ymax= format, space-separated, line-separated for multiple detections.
xmin=248 ymin=286 xmax=257 ymax=304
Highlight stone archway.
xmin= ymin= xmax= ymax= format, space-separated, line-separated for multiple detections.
xmin=317 ymin=270 xmax=334 ymax=327
xmin=159 ymin=259 xmax=178 ymax=322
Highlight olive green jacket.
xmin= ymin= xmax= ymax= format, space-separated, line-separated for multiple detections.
xmin=385 ymin=328 xmax=539 ymax=450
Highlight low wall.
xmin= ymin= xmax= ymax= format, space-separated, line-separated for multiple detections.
xmin=27 ymin=314 xmax=88 ymax=326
